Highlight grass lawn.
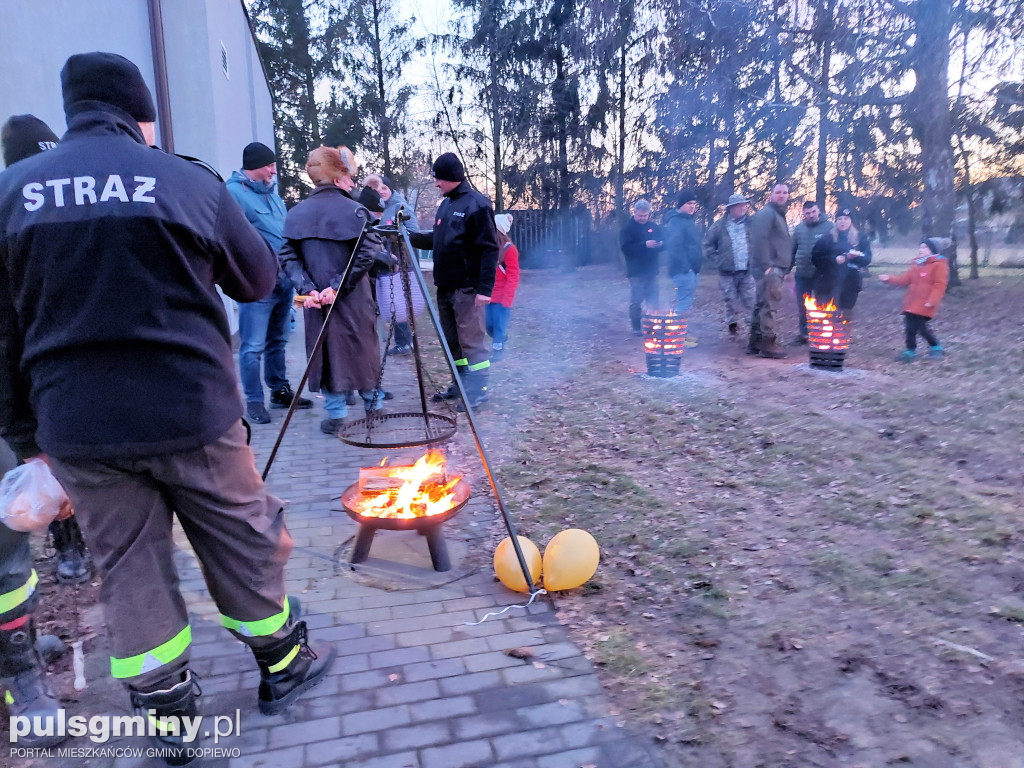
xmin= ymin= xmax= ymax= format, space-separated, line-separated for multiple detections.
xmin=462 ymin=263 xmax=1024 ymax=767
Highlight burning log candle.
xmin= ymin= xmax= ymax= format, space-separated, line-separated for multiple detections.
xmin=642 ymin=310 xmax=687 ymax=377
xmin=804 ymin=295 xmax=850 ymax=369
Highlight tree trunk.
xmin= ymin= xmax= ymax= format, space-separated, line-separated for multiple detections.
xmin=955 ymin=132 xmax=980 ymax=279
xmin=815 ymin=0 xmax=835 ymax=209
xmin=294 ymin=7 xmax=320 ymax=150
xmin=554 ymin=49 xmax=571 ymax=210
xmin=723 ymin=87 xmax=737 ymax=203
xmin=371 ymin=0 xmax=391 ymax=177
xmin=616 ymin=37 xmax=627 ymax=221
xmin=489 ymin=41 xmax=503 ymax=211
xmin=911 ymin=0 xmax=959 ymax=285
xmin=772 ymin=4 xmax=785 ymax=182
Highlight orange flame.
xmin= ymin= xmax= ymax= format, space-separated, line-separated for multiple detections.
xmin=353 ymin=451 xmax=461 ymax=519
xmin=642 ymin=310 xmax=688 ymax=356
xmin=802 ymin=294 xmax=850 ymax=351
xmin=804 ymin=294 xmax=837 ymax=312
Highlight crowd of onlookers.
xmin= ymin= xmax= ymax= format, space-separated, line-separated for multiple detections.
xmin=620 ymin=183 xmax=950 ymax=362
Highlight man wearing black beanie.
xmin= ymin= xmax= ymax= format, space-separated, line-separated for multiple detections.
xmin=0 ymin=115 xmax=58 ymax=167
xmin=227 ymin=141 xmax=312 ymax=424
xmin=0 ymin=113 xmax=73 ymax=749
xmin=0 ymin=53 xmax=334 ymax=764
xmin=663 ymin=189 xmax=703 ymax=318
xmin=409 ymin=153 xmax=499 ymax=409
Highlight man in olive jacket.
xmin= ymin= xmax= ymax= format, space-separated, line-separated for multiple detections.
xmin=703 ymin=193 xmax=755 ymax=338
xmin=747 ymin=183 xmax=793 ymax=358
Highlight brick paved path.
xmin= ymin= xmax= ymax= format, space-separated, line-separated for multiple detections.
xmin=23 ymin=317 xmax=661 ymax=768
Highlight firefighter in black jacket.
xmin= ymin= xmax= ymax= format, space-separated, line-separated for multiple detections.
xmin=0 ymin=114 xmax=70 ymax=749
xmin=0 ymin=53 xmax=334 ymax=765
xmin=409 ymin=153 xmax=499 ymax=409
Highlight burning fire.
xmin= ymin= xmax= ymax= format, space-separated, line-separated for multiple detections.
xmin=803 ymin=295 xmax=850 ymax=351
xmin=353 ymin=451 xmax=461 ymax=519
xmin=642 ymin=311 xmax=688 ymax=355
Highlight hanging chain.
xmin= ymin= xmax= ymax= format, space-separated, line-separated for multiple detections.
xmin=368 ymin=240 xmax=396 ymax=435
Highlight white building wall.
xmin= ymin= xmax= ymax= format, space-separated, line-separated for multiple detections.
xmin=0 ymin=0 xmax=156 ymax=140
xmin=0 ymin=0 xmax=276 ymax=336
xmin=161 ymin=0 xmax=275 ymax=178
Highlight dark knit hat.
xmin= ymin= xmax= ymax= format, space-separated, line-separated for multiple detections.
xmin=837 ymin=207 xmax=854 ymax=219
xmin=380 ymin=175 xmax=394 ymax=191
xmin=1 ymin=114 xmax=58 ymax=167
xmin=61 ymin=52 xmax=156 ymax=123
xmin=243 ymin=141 xmax=276 ymax=170
xmin=676 ymin=189 xmax=697 ymax=206
xmin=357 ymin=185 xmax=384 ymax=213
xmin=922 ymin=237 xmax=943 ymax=255
xmin=432 ymin=152 xmax=465 ymax=182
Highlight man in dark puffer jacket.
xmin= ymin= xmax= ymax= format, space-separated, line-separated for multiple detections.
xmin=663 ymin=188 xmax=703 ymax=315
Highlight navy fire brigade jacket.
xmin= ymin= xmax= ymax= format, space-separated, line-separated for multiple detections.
xmin=408 ymin=180 xmax=499 ymax=296
xmin=0 ymin=105 xmax=277 ymax=461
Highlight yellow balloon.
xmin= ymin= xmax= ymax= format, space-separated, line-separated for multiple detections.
xmin=543 ymin=529 xmax=600 ymax=591
xmin=494 ymin=536 xmax=542 ymax=593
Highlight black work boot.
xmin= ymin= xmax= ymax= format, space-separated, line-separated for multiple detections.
xmin=456 ymin=370 xmax=489 ymax=412
xmin=252 ymin=621 xmax=336 ymax=715
xmin=270 ymin=384 xmax=312 ymax=410
xmin=431 ymin=383 xmax=460 ymax=402
xmin=49 ymin=517 xmax=91 ymax=584
xmin=759 ymin=335 xmax=788 ymax=359
xmin=129 ymin=671 xmax=201 ymax=766
xmin=745 ymin=333 xmax=762 ymax=355
xmin=433 ymin=363 xmax=469 ymax=402
xmin=0 ymin=618 xmax=67 ymax=749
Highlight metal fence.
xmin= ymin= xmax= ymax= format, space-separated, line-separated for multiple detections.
xmin=506 ymin=208 xmax=593 ymax=269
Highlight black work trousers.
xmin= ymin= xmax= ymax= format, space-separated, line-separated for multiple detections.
xmin=49 ymin=421 xmax=293 ymax=690
xmin=437 ymin=287 xmax=490 ymax=400
xmin=0 ymin=440 xmax=33 ymax=625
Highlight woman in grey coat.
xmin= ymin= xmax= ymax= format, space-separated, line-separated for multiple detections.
xmin=279 ymin=147 xmax=385 ymax=434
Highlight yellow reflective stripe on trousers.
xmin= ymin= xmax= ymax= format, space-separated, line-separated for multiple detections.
xmin=220 ymin=597 xmax=290 ymax=638
xmin=110 ymin=625 xmax=191 ymax=679
xmin=467 ymin=360 xmax=490 ymax=372
xmin=453 ymin=358 xmax=468 ymax=367
xmin=268 ymin=645 xmax=300 ymax=673
xmin=148 ymin=714 xmax=180 ymax=734
xmin=0 ymin=570 xmax=38 ymax=615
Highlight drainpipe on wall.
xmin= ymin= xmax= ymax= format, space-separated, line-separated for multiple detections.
xmin=147 ymin=0 xmax=174 ymax=153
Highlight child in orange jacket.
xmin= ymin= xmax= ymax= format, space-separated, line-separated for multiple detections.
xmin=878 ymin=238 xmax=949 ymax=361
xmin=487 ymin=214 xmax=520 ymax=361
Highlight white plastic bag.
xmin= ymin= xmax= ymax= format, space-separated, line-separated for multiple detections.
xmin=0 ymin=458 xmax=69 ymax=532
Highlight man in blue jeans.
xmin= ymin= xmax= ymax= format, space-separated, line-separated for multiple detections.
xmin=226 ymin=143 xmax=311 ymax=423
xmin=663 ymin=189 xmax=703 ymax=317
